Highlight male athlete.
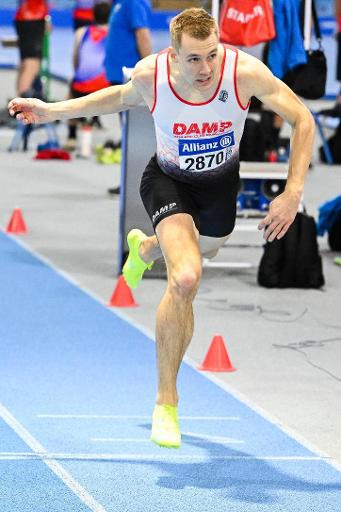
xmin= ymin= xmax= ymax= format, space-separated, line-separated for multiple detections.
xmin=8 ymin=8 xmax=315 ymax=449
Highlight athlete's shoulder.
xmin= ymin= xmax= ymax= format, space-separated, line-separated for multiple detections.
xmin=131 ymin=54 xmax=158 ymax=88
xmin=235 ymin=49 xmax=264 ymax=78
xmin=235 ymin=49 xmax=276 ymax=97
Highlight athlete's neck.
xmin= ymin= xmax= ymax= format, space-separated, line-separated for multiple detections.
xmin=168 ymin=45 xmax=224 ymax=103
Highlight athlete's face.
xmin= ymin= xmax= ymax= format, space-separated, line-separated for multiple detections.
xmin=174 ymin=31 xmax=220 ymax=90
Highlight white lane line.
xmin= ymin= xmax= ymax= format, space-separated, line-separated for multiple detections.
xmin=37 ymin=414 xmax=240 ymax=421
xmin=91 ymin=438 xmax=157 ymax=443
xmin=182 ymin=432 xmax=245 ymax=444
xmin=91 ymin=435 xmax=244 ymax=444
xmin=0 ymin=451 xmax=328 ymax=462
xmin=0 ymin=404 xmax=107 ymax=512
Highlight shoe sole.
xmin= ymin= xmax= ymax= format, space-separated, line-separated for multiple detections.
xmin=122 ymin=229 xmax=146 ymax=289
xmin=150 ymin=435 xmax=181 ymax=449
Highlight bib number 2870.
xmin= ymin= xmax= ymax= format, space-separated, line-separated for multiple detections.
xmin=178 ymin=131 xmax=235 ymax=172
xmin=183 ymin=150 xmax=225 ymax=172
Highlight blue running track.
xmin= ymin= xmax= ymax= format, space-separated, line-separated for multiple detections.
xmin=0 ymin=231 xmax=340 ymax=512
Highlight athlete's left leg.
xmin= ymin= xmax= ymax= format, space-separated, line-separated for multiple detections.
xmin=123 ymin=232 xmax=231 ymax=289
xmin=199 ymin=234 xmax=231 ymax=259
xmin=122 ymin=230 xmax=161 ymax=289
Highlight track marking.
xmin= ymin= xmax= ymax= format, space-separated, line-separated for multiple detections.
xmin=0 ymin=451 xmax=328 ymax=462
xmin=0 ymin=404 xmax=107 ymax=512
xmin=37 ymin=414 xmax=240 ymax=421
xmin=91 ymin=434 xmax=244 ymax=444
xmin=182 ymin=431 xmax=245 ymax=443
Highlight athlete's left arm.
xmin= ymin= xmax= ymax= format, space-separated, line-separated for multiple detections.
xmin=239 ymin=56 xmax=315 ymax=242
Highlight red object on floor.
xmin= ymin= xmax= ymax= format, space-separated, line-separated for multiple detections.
xmin=6 ymin=208 xmax=28 ymax=234
xmin=35 ymin=149 xmax=71 ymax=160
xmin=198 ymin=335 xmax=236 ymax=372
xmin=108 ymin=275 xmax=138 ymax=307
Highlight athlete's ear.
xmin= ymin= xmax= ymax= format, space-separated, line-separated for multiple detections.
xmin=169 ymin=47 xmax=178 ymax=62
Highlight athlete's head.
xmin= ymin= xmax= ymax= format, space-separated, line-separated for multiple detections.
xmin=170 ymin=8 xmax=220 ymax=90
xmin=170 ymin=8 xmax=218 ymax=51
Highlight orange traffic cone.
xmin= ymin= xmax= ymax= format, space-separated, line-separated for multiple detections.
xmin=198 ymin=335 xmax=236 ymax=372
xmin=108 ymin=275 xmax=138 ymax=307
xmin=6 ymin=208 xmax=27 ymax=234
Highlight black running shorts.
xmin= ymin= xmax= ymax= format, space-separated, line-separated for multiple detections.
xmin=15 ymin=20 xmax=45 ymax=60
xmin=140 ymin=155 xmax=240 ymax=238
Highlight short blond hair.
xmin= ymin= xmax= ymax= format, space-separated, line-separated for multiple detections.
xmin=170 ymin=8 xmax=218 ymax=51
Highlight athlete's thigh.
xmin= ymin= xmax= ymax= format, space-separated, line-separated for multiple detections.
xmin=140 ymin=155 xmax=200 ymax=233
xmin=155 ymin=213 xmax=201 ymax=271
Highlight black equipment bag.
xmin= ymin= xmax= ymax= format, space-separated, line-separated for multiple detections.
xmin=283 ymin=0 xmax=327 ymax=100
xmin=258 ymin=212 xmax=325 ymax=288
xmin=328 ymin=218 xmax=341 ymax=251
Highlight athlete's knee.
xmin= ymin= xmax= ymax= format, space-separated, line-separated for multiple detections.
xmin=169 ymin=261 xmax=202 ymax=299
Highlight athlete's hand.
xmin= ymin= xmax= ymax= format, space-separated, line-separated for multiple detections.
xmin=8 ymin=97 xmax=53 ymax=125
xmin=258 ymin=190 xmax=301 ymax=242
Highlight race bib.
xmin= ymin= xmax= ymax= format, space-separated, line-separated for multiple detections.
xmin=178 ymin=132 xmax=235 ymax=172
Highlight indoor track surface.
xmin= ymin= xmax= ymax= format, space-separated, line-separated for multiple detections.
xmin=1 ymin=231 xmax=340 ymax=512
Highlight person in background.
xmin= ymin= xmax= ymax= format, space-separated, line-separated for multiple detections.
xmin=104 ymin=0 xmax=152 ymax=85
xmin=14 ymin=0 xmax=49 ymax=96
xmin=65 ymin=1 xmax=111 ymax=151
xmin=104 ymin=0 xmax=152 ymax=192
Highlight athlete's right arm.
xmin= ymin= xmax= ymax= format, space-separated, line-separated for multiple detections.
xmin=7 ymin=67 xmax=151 ymax=125
xmin=130 ymin=54 xmax=157 ymax=109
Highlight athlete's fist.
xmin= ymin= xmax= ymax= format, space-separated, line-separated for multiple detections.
xmin=258 ymin=190 xmax=301 ymax=242
xmin=8 ymin=97 xmax=53 ymax=125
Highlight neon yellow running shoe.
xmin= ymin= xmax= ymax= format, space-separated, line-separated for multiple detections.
xmin=151 ymin=404 xmax=181 ymax=449
xmin=122 ymin=229 xmax=154 ymax=289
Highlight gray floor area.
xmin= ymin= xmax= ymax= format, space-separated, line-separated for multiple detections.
xmin=1 ymin=70 xmax=341 ymax=470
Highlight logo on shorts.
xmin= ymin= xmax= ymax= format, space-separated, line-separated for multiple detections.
xmin=218 ymin=90 xmax=229 ymax=102
xmin=152 ymin=202 xmax=177 ymax=223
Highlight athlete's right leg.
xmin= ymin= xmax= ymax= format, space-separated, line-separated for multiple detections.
xmin=151 ymin=213 xmax=202 ymax=448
